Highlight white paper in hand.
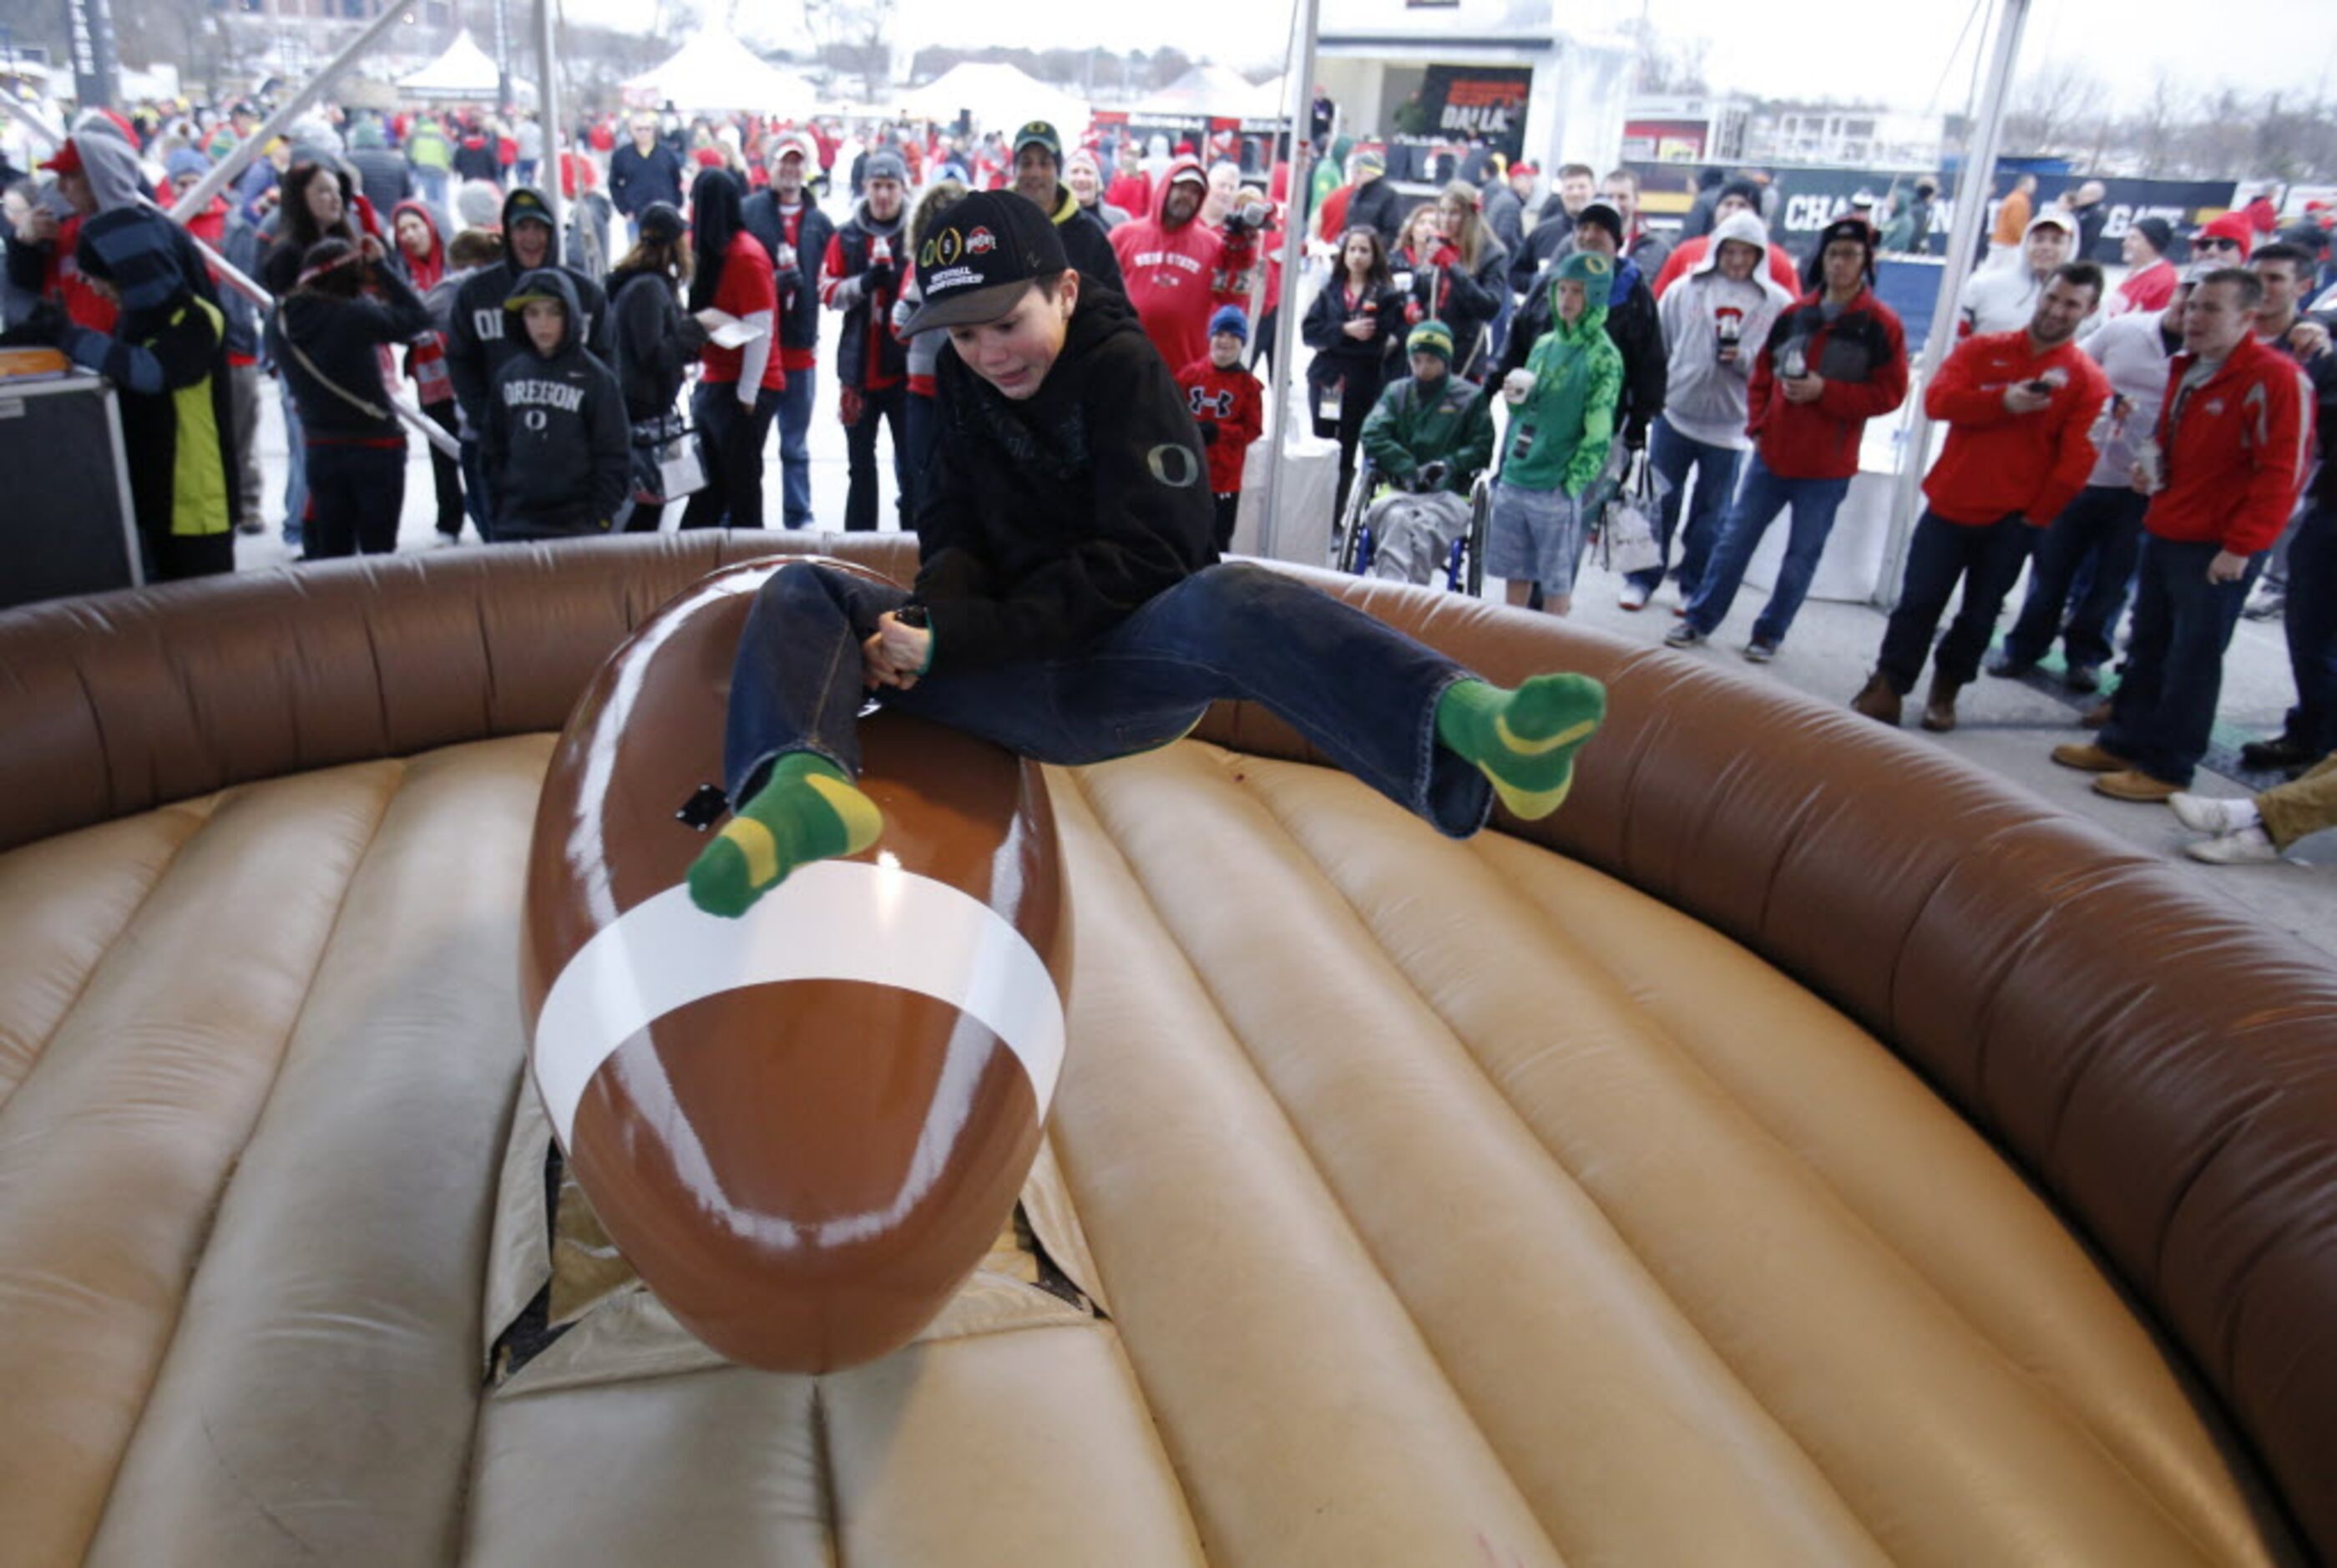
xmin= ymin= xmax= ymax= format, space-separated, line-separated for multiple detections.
xmin=696 ymin=308 xmax=766 ymax=350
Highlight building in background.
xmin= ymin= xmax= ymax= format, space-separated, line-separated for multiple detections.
xmin=1743 ymin=103 xmax=1947 ymax=170
xmin=1621 ymin=93 xmax=1750 ymax=163
xmin=1314 ymin=0 xmax=1633 ymax=180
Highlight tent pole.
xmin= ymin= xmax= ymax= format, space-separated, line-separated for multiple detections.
xmin=1258 ymin=0 xmax=1321 ymax=563
xmin=1872 ymin=0 xmax=2033 ymax=608
xmin=535 ymin=0 xmax=564 ymax=240
xmin=166 ymin=0 xmax=416 ymax=225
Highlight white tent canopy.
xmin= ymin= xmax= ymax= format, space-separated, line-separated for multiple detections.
xmin=898 ymin=63 xmax=1089 ymax=140
xmin=397 ymin=29 xmax=529 ymax=104
xmin=622 ymin=25 xmax=818 ymax=117
xmin=1131 ymin=64 xmax=1270 ymax=119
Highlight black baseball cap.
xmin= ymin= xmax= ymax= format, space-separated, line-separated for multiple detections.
xmin=1013 ymin=120 xmax=1061 ymax=159
xmin=898 ymin=190 xmax=1069 ymax=333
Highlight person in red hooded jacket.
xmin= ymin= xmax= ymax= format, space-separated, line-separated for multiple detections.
xmin=1110 ymin=156 xmax=1245 ymax=374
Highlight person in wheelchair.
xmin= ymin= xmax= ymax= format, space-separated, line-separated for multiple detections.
xmin=1352 ymin=320 xmax=1495 ymax=582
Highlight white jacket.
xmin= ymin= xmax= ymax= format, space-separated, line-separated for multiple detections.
xmin=1655 ymin=209 xmax=1794 ymax=450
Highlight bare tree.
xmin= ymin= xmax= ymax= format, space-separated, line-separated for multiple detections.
xmin=2127 ymin=70 xmax=2183 ymax=178
xmin=2003 ymin=62 xmax=2109 ymax=155
xmin=801 ymin=0 xmax=897 ymax=103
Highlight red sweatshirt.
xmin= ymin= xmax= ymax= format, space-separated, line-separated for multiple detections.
xmin=1110 ymin=156 xmax=1239 ymax=374
xmin=1920 ymin=330 xmax=2111 ymax=525
xmin=2144 ymin=333 xmax=2312 ymax=555
xmin=1176 ymin=356 xmax=1266 ymax=494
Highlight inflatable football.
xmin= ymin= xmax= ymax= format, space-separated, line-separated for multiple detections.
xmin=518 ymin=559 xmax=1070 ymax=1373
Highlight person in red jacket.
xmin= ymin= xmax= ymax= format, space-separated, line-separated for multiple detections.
xmin=1110 ymin=155 xmax=1242 ymax=374
xmin=1667 ymin=218 xmax=1910 ymax=660
xmin=2052 ymin=267 xmax=2314 ymax=798
xmin=1852 ymin=262 xmax=2111 ymax=731
xmin=1175 ymin=304 xmax=1267 ymax=549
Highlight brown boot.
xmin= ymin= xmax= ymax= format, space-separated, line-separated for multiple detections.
xmin=1849 ymin=671 xmax=1902 ymax=726
xmin=2079 ymin=696 xmax=2114 ymax=729
xmin=1920 ymin=675 xmax=1963 ymax=733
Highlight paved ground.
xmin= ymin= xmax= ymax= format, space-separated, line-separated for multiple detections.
xmin=228 ymin=281 xmax=2337 ymax=963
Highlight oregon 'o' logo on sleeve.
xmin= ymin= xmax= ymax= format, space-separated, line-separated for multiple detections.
xmin=1146 ymin=443 xmax=1200 ymax=488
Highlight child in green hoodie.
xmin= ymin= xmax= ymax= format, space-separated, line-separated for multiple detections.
xmin=1485 ymin=250 xmax=1624 ymax=615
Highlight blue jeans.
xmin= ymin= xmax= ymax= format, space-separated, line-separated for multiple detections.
xmin=775 ymin=364 xmax=817 ymax=528
xmin=2279 ymin=505 xmax=2337 ymax=753
xmin=1682 ymin=453 xmax=1852 ymax=646
xmin=1635 ymin=416 xmax=1743 ymax=597
xmin=2098 ymin=536 xmax=2261 ymax=787
xmin=412 ymin=165 xmax=449 ymax=224
xmin=2001 ymin=484 xmax=2147 ymax=670
xmin=723 ymin=562 xmax=1493 ymax=838
xmin=1875 ymin=510 xmax=2035 ymax=690
xmin=278 ymin=377 xmax=307 ymax=544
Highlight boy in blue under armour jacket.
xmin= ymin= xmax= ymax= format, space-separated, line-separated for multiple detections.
xmin=483 ymin=268 xmax=629 ymax=541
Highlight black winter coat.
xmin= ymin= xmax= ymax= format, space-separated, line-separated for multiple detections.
xmin=604 ymin=266 xmax=708 ymax=421
xmin=913 ymin=286 xmax=1216 ymax=669
xmin=740 ymin=190 xmax=837 ymax=358
xmin=268 ymin=262 xmax=434 ymax=439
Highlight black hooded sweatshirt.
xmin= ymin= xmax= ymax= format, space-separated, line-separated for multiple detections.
xmin=445 ymin=188 xmax=610 ymax=430
xmin=913 ymin=284 xmax=1217 ymax=670
xmin=267 ymin=260 xmax=434 ymax=440
xmin=482 ymin=267 xmax=629 ymax=539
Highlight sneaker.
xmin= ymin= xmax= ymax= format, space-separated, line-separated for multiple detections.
xmin=2064 ymin=662 xmax=2102 ymax=694
xmin=1985 ymin=651 xmax=2035 ymax=679
xmin=1663 ymin=622 xmax=1706 ymax=648
xmin=1670 ymin=604 xmax=1689 ymax=619
xmin=1741 ymin=640 xmax=1777 ymax=664
xmin=1619 ymin=581 xmax=1652 ymax=611
xmin=2183 ymin=826 xmax=2281 ymax=865
xmin=2242 ymin=583 xmax=2286 ymax=621
xmin=2093 ymin=768 xmax=2181 ymax=802
xmin=2051 ymin=741 xmax=2131 ymax=772
xmin=236 ymin=517 xmax=265 ymax=536
xmin=2169 ymin=792 xmax=2262 ymax=836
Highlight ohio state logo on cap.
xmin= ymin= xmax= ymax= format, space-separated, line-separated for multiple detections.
xmin=965 ymin=227 xmax=997 ymax=255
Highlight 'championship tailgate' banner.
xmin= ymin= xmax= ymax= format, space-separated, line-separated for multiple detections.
xmin=1631 ymin=163 xmax=2240 ymax=266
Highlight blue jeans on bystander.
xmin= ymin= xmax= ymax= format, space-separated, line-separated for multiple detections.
xmin=2097 ymin=535 xmax=2261 ymax=787
xmin=1633 ymin=415 xmax=1743 ymax=599
xmin=1680 ymin=453 xmax=1852 ymax=646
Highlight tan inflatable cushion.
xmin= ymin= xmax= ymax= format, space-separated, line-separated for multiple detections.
xmin=0 ymin=736 xmax=2286 ymax=1565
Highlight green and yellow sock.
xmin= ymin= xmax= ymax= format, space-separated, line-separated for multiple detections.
xmin=1435 ymin=674 xmax=1607 ymax=820
xmin=686 ymin=753 xmax=883 ymax=918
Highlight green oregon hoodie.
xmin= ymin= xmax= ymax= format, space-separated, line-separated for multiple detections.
xmin=1501 ymin=271 xmax=1623 ymax=496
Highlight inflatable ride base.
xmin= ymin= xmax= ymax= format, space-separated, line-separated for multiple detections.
xmin=0 ymin=731 xmax=2301 ymax=1565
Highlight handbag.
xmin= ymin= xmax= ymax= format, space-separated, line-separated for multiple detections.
xmin=1597 ymin=446 xmax=1664 ymax=578
xmin=630 ymin=412 xmax=707 ymax=505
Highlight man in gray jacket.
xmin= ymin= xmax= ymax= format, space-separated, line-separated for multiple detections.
xmin=1624 ymin=208 xmax=1793 ymax=610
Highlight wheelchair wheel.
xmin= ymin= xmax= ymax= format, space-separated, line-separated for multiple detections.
xmin=1333 ymin=465 xmax=1375 ymax=575
xmin=1461 ymin=474 xmax=1491 ymax=597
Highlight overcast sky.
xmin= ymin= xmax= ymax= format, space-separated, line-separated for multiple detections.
xmin=599 ymin=0 xmax=2337 ymax=111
